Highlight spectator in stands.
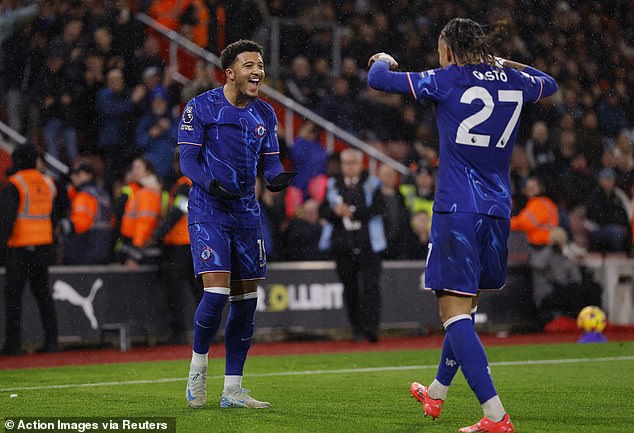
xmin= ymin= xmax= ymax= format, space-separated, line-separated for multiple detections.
xmin=407 ymin=210 xmax=431 ymax=260
xmin=181 ymin=59 xmax=219 ymax=103
xmin=36 ymin=47 xmax=80 ymax=165
xmin=319 ymin=148 xmax=386 ymax=342
xmin=613 ymin=132 xmax=634 ymax=200
xmin=138 ymin=66 xmax=164 ymax=110
xmin=282 ymin=199 xmax=325 ymax=261
xmin=0 ymin=145 xmax=58 ymax=355
xmin=340 ymin=56 xmax=364 ymax=98
xmin=529 ymin=227 xmax=589 ymax=328
xmin=290 ymin=120 xmax=327 ymax=199
xmin=524 ymin=120 xmax=556 ymax=176
xmin=596 ymin=89 xmax=629 ymax=139
xmin=96 ymin=68 xmax=146 ymax=188
xmin=284 ymin=55 xmax=317 ymax=108
xmin=60 ymin=163 xmax=112 ymax=265
xmin=312 ymin=57 xmax=331 ymax=103
xmin=93 ymin=26 xmax=125 ymax=74
xmin=0 ymin=0 xmax=39 ymax=46
xmin=131 ymin=35 xmax=165 ymax=83
xmin=146 ymin=153 xmax=200 ymax=345
xmin=50 ymin=19 xmax=85 ymax=69
xmin=510 ymin=176 xmax=559 ymax=249
xmin=116 ymin=157 xmax=162 ymax=268
xmin=110 ymin=0 xmax=145 ymax=71
xmin=559 ymin=153 xmax=597 ymax=211
xmin=75 ymin=50 xmax=105 ymax=153
xmin=376 ymin=164 xmax=411 ymax=260
xmin=356 ymin=86 xmax=402 ymax=141
xmin=586 ymin=168 xmax=631 ymax=253
xmin=2 ymin=19 xmax=41 ymax=136
xmin=135 ymin=86 xmax=178 ymax=180
xmin=575 ymin=110 xmax=604 ymax=170
xmin=399 ymin=165 xmax=434 ymax=220
xmin=318 ymin=77 xmax=359 ymax=134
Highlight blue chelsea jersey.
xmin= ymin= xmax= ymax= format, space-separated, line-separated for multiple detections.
xmin=369 ymin=61 xmax=557 ymax=219
xmin=178 ymin=87 xmax=280 ymax=225
xmin=409 ymin=64 xmax=551 ymax=218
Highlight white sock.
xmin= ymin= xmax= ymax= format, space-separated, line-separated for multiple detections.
xmin=482 ymin=395 xmax=506 ymax=422
xmin=191 ymin=351 xmax=208 ymax=369
xmin=223 ymin=375 xmax=242 ymax=394
xmin=428 ymin=379 xmax=449 ymax=401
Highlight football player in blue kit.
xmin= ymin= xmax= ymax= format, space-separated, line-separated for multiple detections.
xmin=368 ymin=18 xmax=557 ymax=433
xmin=179 ymin=39 xmax=296 ymax=409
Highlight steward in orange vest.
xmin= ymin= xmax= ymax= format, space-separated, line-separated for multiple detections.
xmin=510 ymin=177 xmax=559 ymax=247
xmin=0 ymin=145 xmax=58 ymax=355
xmin=60 ymin=164 xmax=112 ymax=265
xmin=147 ymin=171 xmax=200 ymax=344
xmin=117 ymin=158 xmax=163 ymax=267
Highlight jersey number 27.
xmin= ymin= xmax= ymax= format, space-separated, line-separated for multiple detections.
xmin=456 ymin=86 xmax=523 ymax=149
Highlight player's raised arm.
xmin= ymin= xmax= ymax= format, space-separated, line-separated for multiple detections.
xmin=493 ymin=56 xmax=558 ymax=101
xmin=367 ymin=54 xmax=414 ymax=96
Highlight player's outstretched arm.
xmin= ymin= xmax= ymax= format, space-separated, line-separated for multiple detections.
xmin=493 ymin=56 xmax=558 ymax=98
xmin=367 ymin=55 xmax=416 ymax=95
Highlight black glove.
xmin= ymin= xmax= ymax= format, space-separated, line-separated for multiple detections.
xmin=208 ymin=179 xmax=241 ymax=199
xmin=266 ymin=171 xmax=297 ymax=192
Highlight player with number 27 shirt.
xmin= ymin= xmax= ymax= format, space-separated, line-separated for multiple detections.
xmin=368 ymin=18 xmax=557 ymax=433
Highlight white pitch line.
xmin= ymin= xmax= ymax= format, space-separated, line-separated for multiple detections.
xmin=2 ymin=355 xmax=633 ymax=392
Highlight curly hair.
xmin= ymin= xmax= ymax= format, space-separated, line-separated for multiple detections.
xmin=220 ymin=39 xmax=264 ymax=70
xmin=440 ymin=18 xmax=493 ymax=65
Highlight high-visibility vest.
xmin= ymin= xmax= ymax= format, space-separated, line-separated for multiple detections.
xmin=118 ymin=182 xmax=140 ymax=239
xmin=120 ymin=184 xmax=162 ymax=247
xmin=510 ymin=196 xmax=559 ymax=246
xmin=163 ymin=176 xmax=191 ymax=246
xmin=7 ymin=169 xmax=56 ymax=247
xmin=71 ymin=184 xmax=111 ymax=234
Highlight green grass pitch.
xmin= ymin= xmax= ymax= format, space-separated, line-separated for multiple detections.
xmin=2 ymin=342 xmax=634 ymax=432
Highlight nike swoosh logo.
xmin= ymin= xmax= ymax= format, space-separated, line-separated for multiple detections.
xmin=196 ymin=321 xmax=212 ymax=329
xmin=241 ymin=336 xmax=254 ymax=342
xmin=187 ymin=388 xmax=196 ymax=401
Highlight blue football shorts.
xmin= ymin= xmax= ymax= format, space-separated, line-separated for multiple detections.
xmin=424 ymin=211 xmax=509 ymax=296
xmin=188 ymin=221 xmax=267 ymax=281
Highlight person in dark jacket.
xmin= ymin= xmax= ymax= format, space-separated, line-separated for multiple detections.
xmin=0 ymin=145 xmax=58 ymax=355
xmin=319 ymin=149 xmax=386 ymax=342
xmin=60 ymin=163 xmax=112 ymax=265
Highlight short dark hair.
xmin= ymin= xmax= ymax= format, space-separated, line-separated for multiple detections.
xmin=220 ymin=39 xmax=264 ymax=70
xmin=440 ymin=18 xmax=492 ymax=65
xmin=11 ymin=144 xmax=40 ymax=171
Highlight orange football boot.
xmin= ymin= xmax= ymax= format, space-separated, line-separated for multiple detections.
xmin=410 ymin=382 xmax=444 ymax=419
xmin=458 ymin=414 xmax=515 ymax=433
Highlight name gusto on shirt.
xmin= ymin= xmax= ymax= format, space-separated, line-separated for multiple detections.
xmin=473 ymin=70 xmax=508 ymax=82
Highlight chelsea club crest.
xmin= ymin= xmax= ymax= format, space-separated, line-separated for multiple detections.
xmin=255 ymin=124 xmax=267 ymax=138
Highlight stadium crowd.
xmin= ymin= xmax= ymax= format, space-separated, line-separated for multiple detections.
xmin=0 ymin=0 xmax=633 ymax=268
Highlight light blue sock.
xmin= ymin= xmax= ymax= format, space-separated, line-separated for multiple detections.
xmin=225 ymin=294 xmax=258 ymax=376
xmin=445 ymin=315 xmax=497 ymax=404
xmin=192 ymin=290 xmax=228 ymax=354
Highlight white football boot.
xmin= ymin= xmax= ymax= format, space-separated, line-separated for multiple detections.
xmin=220 ymin=388 xmax=271 ymax=409
xmin=186 ymin=365 xmax=207 ymax=408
